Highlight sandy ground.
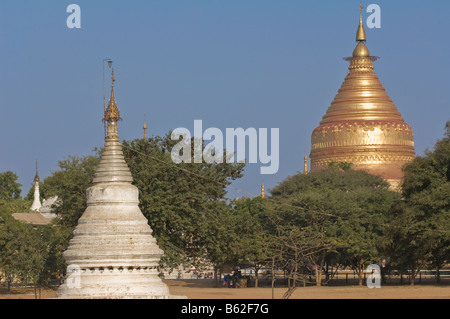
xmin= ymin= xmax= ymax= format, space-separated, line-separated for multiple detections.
xmin=165 ymin=280 xmax=450 ymax=299
xmin=1 ymin=280 xmax=449 ymax=299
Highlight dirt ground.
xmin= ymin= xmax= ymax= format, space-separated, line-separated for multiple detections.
xmin=165 ymin=280 xmax=450 ymax=299
xmin=1 ymin=280 xmax=449 ymax=299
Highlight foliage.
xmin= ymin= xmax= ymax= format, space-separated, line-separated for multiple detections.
xmin=122 ymin=134 xmax=245 ymax=270
xmin=0 ymin=208 xmax=47 ymax=292
xmin=384 ymin=121 xmax=450 ymax=284
xmin=0 ymin=171 xmax=22 ymax=201
xmin=228 ymin=196 xmax=275 ymax=287
xmin=1 ymin=198 xmax=32 ymax=214
xmin=268 ymin=168 xmax=400 ymax=286
xmin=40 ymin=155 xmax=100 ymax=228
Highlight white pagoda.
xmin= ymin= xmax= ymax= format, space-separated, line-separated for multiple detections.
xmin=56 ymin=70 xmax=183 ymax=299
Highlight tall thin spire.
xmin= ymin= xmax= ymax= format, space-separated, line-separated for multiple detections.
xmin=34 ymin=160 xmax=40 ymax=183
xmin=353 ymin=4 xmax=370 ymax=58
xmin=356 ymin=3 xmax=366 ymax=42
xmin=103 ymin=69 xmax=122 ymax=127
xmin=143 ymin=114 xmax=148 ymax=139
xmin=103 ymin=69 xmax=122 ymax=140
xmin=93 ymin=69 xmax=133 ymax=185
xmin=31 ymin=161 xmax=41 ymax=211
xmin=303 ymin=153 xmax=308 ymax=175
xmin=260 ymin=182 xmax=266 ymax=198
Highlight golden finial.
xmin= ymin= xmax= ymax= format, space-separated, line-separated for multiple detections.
xmin=111 ymin=69 xmax=115 ymax=84
xmin=34 ymin=160 xmax=40 ymax=182
xmin=303 ymin=153 xmax=308 ymax=175
xmin=261 ymin=182 xmax=265 ymax=199
xmin=356 ymin=3 xmax=367 ymax=42
xmin=143 ymin=115 xmax=148 ymax=139
xmin=353 ymin=3 xmax=370 ymax=58
xmin=103 ymin=68 xmax=122 ymax=124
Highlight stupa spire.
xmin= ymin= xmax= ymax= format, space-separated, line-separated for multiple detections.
xmin=30 ymin=161 xmax=41 ymax=211
xmin=93 ymin=71 xmax=133 ymax=185
xmin=143 ymin=114 xmax=148 ymax=139
xmin=356 ymin=3 xmax=366 ymax=42
xmin=303 ymin=153 xmax=308 ymax=175
xmin=33 ymin=160 xmax=40 ymax=183
xmin=103 ymin=69 xmax=122 ymax=128
xmin=261 ymin=182 xmax=266 ymax=198
xmin=353 ymin=4 xmax=371 ymax=58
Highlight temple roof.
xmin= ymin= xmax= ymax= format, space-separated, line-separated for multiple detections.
xmin=13 ymin=213 xmax=50 ymax=227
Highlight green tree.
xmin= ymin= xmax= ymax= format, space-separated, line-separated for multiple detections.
xmin=0 ymin=171 xmax=22 ymax=201
xmin=1 ymin=198 xmax=32 ymax=214
xmin=40 ymin=154 xmax=100 ymax=228
xmin=385 ymin=121 xmax=450 ymax=285
xmin=0 ymin=207 xmax=48 ymax=297
xmin=269 ymin=168 xmax=399 ymax=286
xmin=121 ymin=134 xmax=245 ymax=271
xmin=32 ymin=154 xmax=100 ymax=283
xmin=200 ymin=200 xmax=238 ymax=285
xmin=230 ymin=196 xmax=275 ymax=287
xmin=37 ymin=223 xmax=73 ymax=289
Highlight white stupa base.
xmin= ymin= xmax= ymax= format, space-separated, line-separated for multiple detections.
xmin=56 ymin=267 xmax=185 ymax=299
xmin=55 ymin=130 xmax=186 ymax=299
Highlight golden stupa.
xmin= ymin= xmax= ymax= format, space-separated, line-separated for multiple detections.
xmin=309 ymin=8 xmax=415 ymax=189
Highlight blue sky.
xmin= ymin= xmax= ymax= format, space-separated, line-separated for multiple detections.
xmin=1 ymin=0 xmax=449 ymax=199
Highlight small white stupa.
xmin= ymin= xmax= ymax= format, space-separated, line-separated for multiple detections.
xmin=30 ymin=162 xmax=42 ymax=211
xmin=56 ymin=69 xmax=183 ymax=299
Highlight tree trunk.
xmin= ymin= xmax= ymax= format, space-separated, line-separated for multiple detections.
xmin=214 ymin=267 xmax=219 ymax=287
xmin=358 ymin=264 xmax=363 ymax=286
xmin=315 ymin=266 xmax=322 ymax=286
xmin=271 ymin=257 xmax=275 ymax=300
xmin=410 ymin=268 xmax=417 ymax=286
xmin=315 ymin=254 xmax=326 ymax=286
xmin=254 ymin=268 xmax=259 ymax=288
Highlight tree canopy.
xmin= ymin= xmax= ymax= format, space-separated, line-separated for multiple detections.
xmin=0 ymin=207 xmax=48 ymax=294
xmin=384 ymin=121 xmax=450 ymax=284
xmin=0 ymin=171 xmax=22 ymax=201
xmin=122 ymin=134 xmax=244 ymax=270
xmin=40 ymin=155 xmax=100 ymax=228
xmin=267 ymin=168 xmax=401 ymax=286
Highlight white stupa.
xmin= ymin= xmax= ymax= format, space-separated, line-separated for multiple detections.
xmin=56 ymin=70 xmax=183 ymax=299
xmin=30 ymin=164 xmax=42 ymax=211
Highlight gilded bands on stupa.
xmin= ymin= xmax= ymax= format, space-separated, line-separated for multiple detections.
xmin=309 ymin=8 xmax=415 ymax=189
xmin=311 ymin=122 xmax=415 ymax=150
